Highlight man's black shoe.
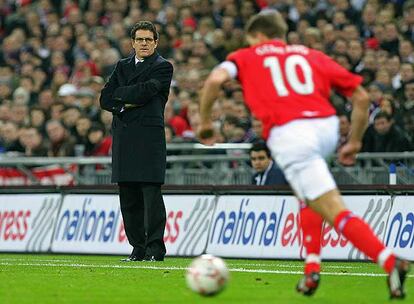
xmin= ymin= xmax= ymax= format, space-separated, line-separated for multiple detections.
xmin=143 ymin=254 xmax=165 ymax=262
xmin=121 ymin=247 xmax=145 ymax=262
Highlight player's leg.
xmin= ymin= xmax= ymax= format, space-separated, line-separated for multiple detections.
xmin=296 ymin=200 xmax=323 ymax=296
xmin=299 ymin=200 xmax=323 ymax=274
xmin=309 ymin=189 xmax=411 ymax=299
xmin=268 ymin=117 xmax=410 ymax=298
xmin=267 ymin=118 xmax=336 ymax=296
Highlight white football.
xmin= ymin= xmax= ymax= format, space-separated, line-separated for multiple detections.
xmin=186 ymin=254 xmax=229 ymax=296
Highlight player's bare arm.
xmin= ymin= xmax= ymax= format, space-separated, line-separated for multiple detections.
xmin=338 ymin=85 xmax=370 ymax=166
xmin=198 ymin=66 xmax=232 ymax=145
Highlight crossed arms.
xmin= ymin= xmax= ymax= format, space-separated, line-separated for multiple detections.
xmin=100 ymin=61 xmax=173 ymax=113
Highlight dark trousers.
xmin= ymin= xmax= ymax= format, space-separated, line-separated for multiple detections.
xmin=118 ymin=182 xmax=166 ymax=256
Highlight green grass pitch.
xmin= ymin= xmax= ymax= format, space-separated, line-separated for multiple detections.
xmin=0 ymin=254 xmax=412 ymax=303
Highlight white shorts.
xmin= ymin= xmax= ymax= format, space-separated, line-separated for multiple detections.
xmin=267 ymin=116 xmax=339 ymax=201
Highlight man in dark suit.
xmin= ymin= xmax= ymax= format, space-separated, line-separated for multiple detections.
xmin=250 ymin=141 xmax=288 ymax=186
xmin=100 ymin=21 xmax=173 ymax=262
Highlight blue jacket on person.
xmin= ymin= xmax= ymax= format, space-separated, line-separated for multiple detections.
xmin=252 ymin=161 xmax=288 ymax=186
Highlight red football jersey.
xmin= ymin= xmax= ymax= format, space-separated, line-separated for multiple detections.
xmin=227 ymin=40 xmax=362 ymax=138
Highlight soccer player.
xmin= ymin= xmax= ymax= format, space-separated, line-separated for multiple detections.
xmin=198 ymin=10 xmax=410 ymax=299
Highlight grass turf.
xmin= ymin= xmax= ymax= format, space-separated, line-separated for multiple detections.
xmin=0 ymin=254 xmax=412 ymax=303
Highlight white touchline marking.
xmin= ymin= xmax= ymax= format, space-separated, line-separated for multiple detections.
xmin=0 ymin=262 xmax=412 ymax=278
xmin=228 ymin=263 xmax=365 ymax=269
xmin=0 ymin=259 xmax=367 ymax=269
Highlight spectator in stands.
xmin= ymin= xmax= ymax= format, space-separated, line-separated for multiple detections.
xmin=10 ymin=102 xmax=29 ymax=125
xmin=98 ymin=110 xmax=112 ymax=136
xmin=403 ymin=113 xmax=414 ymax=147
xmin=62 ymin=105 xmax=82 ymax=136
xmin=19 ymin=126 xmax=48 ymax=157
xmin=395 ymin=63 xmax=414 ymax=102
xmin=250 ymin=117 xmax=264 ymax=141
xmin=0 ymin=121 xmax=24 ymax=153
xmin=77 ymin=87 xmax=99 ymax=120
xmin=50 ymin=102 xmax=65 ymax=121
xmin=362 ymin=111 xmax=413 ymax=152
xmin=0 ymin=104 xmax=11 ymax=122
xmin=221 ymin=115 xmax=245 ymax=143
xmin=398 ymin=40 xmax=414 ymax=63
xmin=57 ymin=83 xmax=78 ymax=106
xmin=75 ymin=115 xmax=92 ymax=146
xmin=37 ymin=89 xmax=55 ymax=112
xmin=250 ymin=141 xmax=287 ymax=186
xmin=29 ymin=107 xmax=46 ymax=135
xmin=337 ymin=113 xmax=351 ymax=151
xmin=45 ymin=120 xmax=76 ymax=157
xmin=401 ymin=79 xmax=414 ymax=117
xmin=0 ymin=0 xmax=412 ymax=158
xmin=85 ymin=123 xmax=111 ymax=156
xmin=164 ymin=101 xmax=189 ymax=137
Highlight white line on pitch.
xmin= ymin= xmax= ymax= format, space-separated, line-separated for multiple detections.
xmin=228 ymin=263 xmax=365 ymax=269
xmin=1 ymin=262 xmax=412 ymax=278
xmin=0 ymin=259 xmax=367 ymax=269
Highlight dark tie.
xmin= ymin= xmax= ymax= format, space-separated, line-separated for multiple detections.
xmin=136 ymin=61 xmax=143 ymax=69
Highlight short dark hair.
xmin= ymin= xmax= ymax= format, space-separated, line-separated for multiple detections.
xmin=374 ymin=111 xmax=392 ymax=122
xmin=245 ymin=10 xmax=288 ymax=39
xmin=130 ymin=21 xmax=159 ymax=41
xmin=250 ymin=140 xmax=271 ymax=158
xmin=88 ymin=122 xmax=105 ymax=135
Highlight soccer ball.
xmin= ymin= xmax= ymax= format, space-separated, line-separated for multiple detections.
xmin=186 ymin=254 xmax=229 ymax=296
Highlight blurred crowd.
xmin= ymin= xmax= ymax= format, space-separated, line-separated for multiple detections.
xmin=0 ymin=0 xmax=413 ymax=158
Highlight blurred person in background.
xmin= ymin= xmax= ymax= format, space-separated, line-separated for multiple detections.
xmin=0 ymin=104 xmax=11 ymax=122
xmin=50 ymin=102 xmax=65 ymax=121
xmin=250 ymin=140 xmax=287 ymax=186
xmin=10 ymin=102 xmax=29 ymax=125
xmin=221 ymin=115 xmax=244 ymax=143
xmin=62 ymin=105 xmax=82 ymax=135
xmin=77 ymin=87 xmax=99 ymax=120
xmin=19 ymin=126 xmax=48 ymax=157
xmin=0 ymin=121 xmax=24 ymax=153
xmin=401 ymin=79 xmax=414 ymax=116
xmin=395 ymin=63 xmax=414 ymax=102
xmin=46 ymin=119 xmax=76 ymax=157
xmin=337 ymin=112 xmax=351 ymax=151
xmin=362 ymin=111 xmax=413 ymax=152
xmin=74 ymin=115 xmax=92 ymax=146
xmin=98 ymin=109 xmax=112 ymax=135
xmin=37 ymin=89 xmax=55 ymax=112
xmin=29 ymin=106 xmax=47 ymax=135
xmin=57 ymin=83 xmax=78 ymax=106
xmin=85 ymin=123 xmax=111 ymax=157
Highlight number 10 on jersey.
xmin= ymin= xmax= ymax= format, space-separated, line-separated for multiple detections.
xmin=264 ymin=55 xmax=314 ymax=97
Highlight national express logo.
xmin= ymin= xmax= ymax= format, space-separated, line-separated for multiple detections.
xmin=209 ymin=198 xmax=287 ymax=247
xmin=0 ymin=206 xmax=31 ymax=242
xmin=169 ymin=197 xmax=216 ymax=256
xmin=53 ymin=197 xmax=124 ymax=243
xmin=207 ymin=196 xmax=395 ymax=260
xmin=385 ymin=200 xmax=414 ymax=250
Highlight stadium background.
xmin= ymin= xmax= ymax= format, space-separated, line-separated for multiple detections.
xmin=1 ymin=1 xmax=414 ymax=302
xmin=0 ymin=0 xmax=413 ymax=158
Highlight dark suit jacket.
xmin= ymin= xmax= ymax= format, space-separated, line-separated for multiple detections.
xmin=100 ymin=52 xmax=173 ymax=183
xmin=252 ymin=161 xmax=288 ymax=186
